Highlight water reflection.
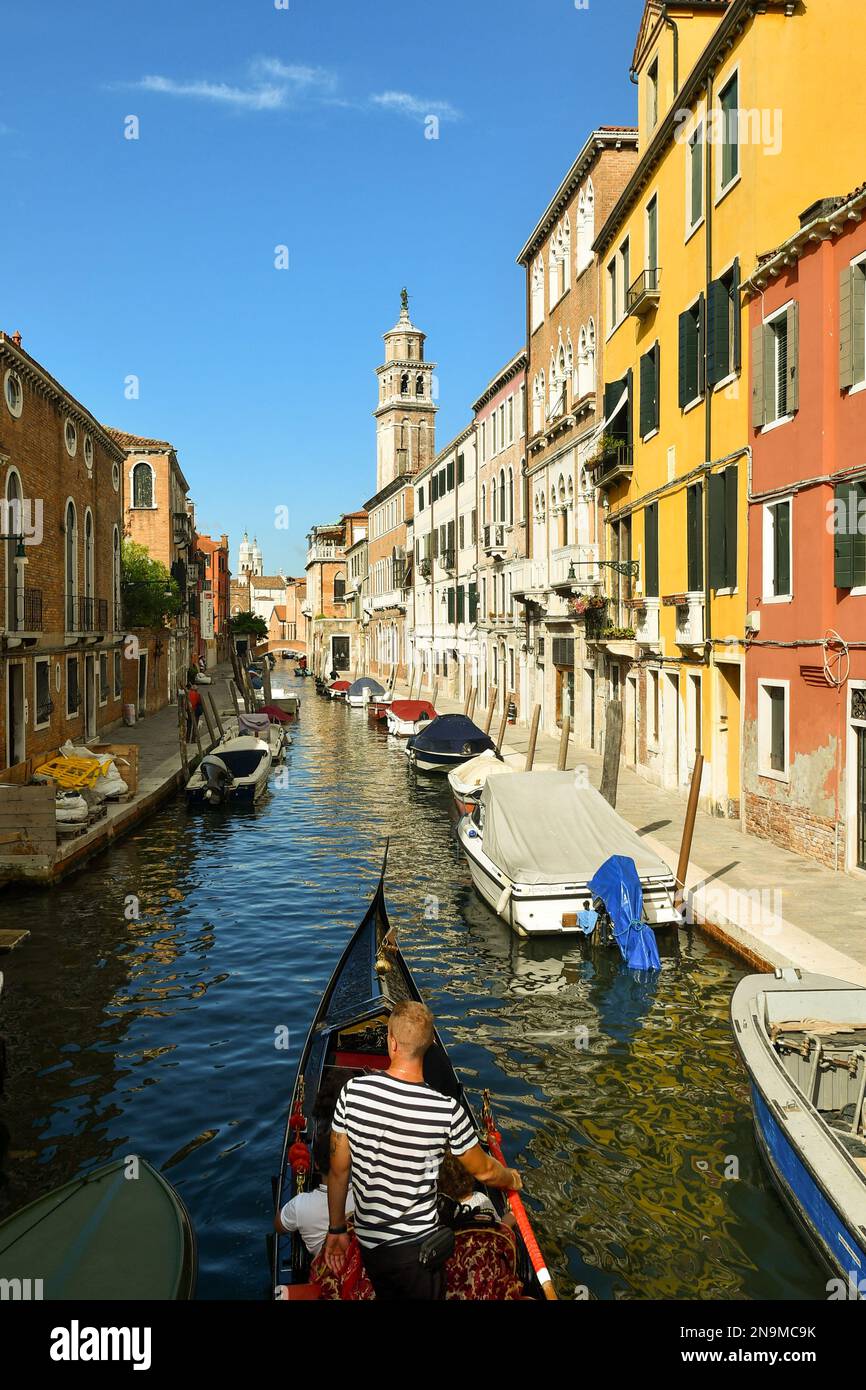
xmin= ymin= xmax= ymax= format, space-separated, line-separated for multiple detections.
xmin=0 ymin=685 xmax=824 ymax=1300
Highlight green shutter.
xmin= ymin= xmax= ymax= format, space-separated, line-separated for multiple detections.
xmin=687 ymin=483 xmax=703 ymax=592
xmin=751 ymin=323 xmax=765 ymax=429
xmin=457 ymin=453 xmax=465 ymax=484
xmin=732 ymin=258 xmax=742 ymax=373
xmin=447 ymin=520 xmax=455 ymax=554
xmin=418 ymin=486 xmax=424 ymax=512
xmin=708 ymin=472 xmax=726 ymax=589
xmin=773 ymin=501 xmax=791 ymax=596
xmin=707 ymin=277 xmax=729 ymax=387
xmin=447 ymin=587 xmax=455 ymax=624
xmin=856 ymin=483 xmax=866 ymax=587
xmin=697 ymin=292 xmax=706 ymax=396
xmin=447 ymin=460 xmax=455 ymax=491
xmin=469 ymin=582 xmax=478 ymax=621
xmin=678 ymin=309 xmax=690 ymax=408
xmin=840 ymin=267 xmax=855 ymax=390
xmin=724 ymin=464 xmax=739 ymax=589
xmin=640 ymin=349 xmax=655 ymax=437
xmin=853 ymin=266 xmax=866 ymax=386
xmin=834 ymin=481 xmax=856 ymax=587
xmin=762 ymin=324 xmax=775 ymax=425
xmin=626 ymin=367 xmax=634 ymax=448
xmin=456 ymin=586 xmax=465 ymax=623
xmin=787 ymin=300 xmax=800 ymax=414
xmin=644 ymin=503 xmax=659 ymax=597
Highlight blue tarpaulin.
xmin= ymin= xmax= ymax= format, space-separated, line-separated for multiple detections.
xmin=409 ymin=714 xmax=495 ymax=755
xmin=588 ymin=855 xmax=661 ymax=971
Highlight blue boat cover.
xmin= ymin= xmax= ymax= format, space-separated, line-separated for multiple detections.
xmin=348 ymin=677 xmax=385 ymax=696
xmin=588 ymin=854 xmax=661 ymax=971
xmin=409 ymin=714 xmax=495 ymax=754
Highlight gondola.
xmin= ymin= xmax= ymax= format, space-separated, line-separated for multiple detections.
xmin=270 ymin=850 xmax=551 ymax=1301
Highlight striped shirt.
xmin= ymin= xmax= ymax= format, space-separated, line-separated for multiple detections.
xmin=333 ymin=1073 xmax=476 ymax=1248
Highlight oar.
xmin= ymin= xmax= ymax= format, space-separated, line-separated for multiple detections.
xmin=481 ymin=1089 xmax=557 ymax=1300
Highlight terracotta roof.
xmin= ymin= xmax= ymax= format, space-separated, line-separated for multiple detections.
xmin=272 ymin=604 xmax=288 ymax=621
xmin=104 ymin=427 xmax=175 ymax=452
xmin=251 ymin=574 xmax=287 ymax=587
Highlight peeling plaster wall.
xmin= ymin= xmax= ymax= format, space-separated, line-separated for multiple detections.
xmin=744 ymin=718 xmax=841 ymax=869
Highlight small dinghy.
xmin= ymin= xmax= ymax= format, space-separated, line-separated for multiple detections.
xmin=0 ymin=1157 xmax=196 ymax=1300
xmin=732 ymin=968 xmax=866 ymax=1291
xmin=457 ymin=770 xmax=679 ymax=937
xmin=237 ymin=711 xmax=292 ymax=762
xmin=386 ymin=699 xmax=437 ymax=738
xmin=271 ymin=851 xmax=554 ymax=1301
xmin=406 ymin=713 xmax=494 ymax=773
xmin=346 ymin=677 xmax=386 ymax=708
xmin=327 ymin=680 xmax=351 ymax=700
xmin=186 ymin=736 xmax=272 ymax=807
xmin=447 ymin=749 xmax=512 ymax=815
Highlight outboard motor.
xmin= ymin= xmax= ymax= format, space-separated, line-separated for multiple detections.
xmin=200 ymin=754 xmax=234 ymax=805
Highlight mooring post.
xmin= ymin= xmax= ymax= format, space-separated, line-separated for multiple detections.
xmin=557 ymin=714 xmax=571 ymax=771
xmin=467 ymin=687 xmax=477 ymax=720
xmin=524 ymin=704 xmax=541 ymax=770
xmin=599 ymin=699 xmax=623 ymax=807
xmin=675 ymin=752 xmax=704 ymax=911
xmin=177 ymin=693 xmax=190 ymax=780
xmin=483 ymin=687 xmax=498 ymax=735
xmin=200 ymin=690 xmax=218 ymax=750
xmin=496 ymin=692 xmax=513 ymax=753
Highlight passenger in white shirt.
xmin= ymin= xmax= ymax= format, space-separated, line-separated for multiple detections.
xmin=275 ymin=1129 xmax=354 ymax=1257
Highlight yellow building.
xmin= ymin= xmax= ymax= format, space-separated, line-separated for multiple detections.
xmin=593 ymin=0 xmax=866 ymax=818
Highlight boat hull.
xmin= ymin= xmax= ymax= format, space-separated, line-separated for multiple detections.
xmin=407 ymin=746 xmax=473 ymax=773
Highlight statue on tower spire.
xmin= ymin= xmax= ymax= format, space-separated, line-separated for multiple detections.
xmin=400 ymin=286 xmax=409 ymax=315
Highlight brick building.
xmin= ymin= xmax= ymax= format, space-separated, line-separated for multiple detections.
xmin=515 ymin=127 xmax=639 ymax=744
xmin=1 ymin=331 xmax=126 ymax=772
xmin=303 ymin=511 xmax=368 ymax=675
xmin=196 ymin=532 xmax=230 ymax=667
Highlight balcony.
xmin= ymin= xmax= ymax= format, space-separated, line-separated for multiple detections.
xmin=418 ymin=557 xmax=433 ymax=580
xmin=2 ymin=586 xmax=43 ymax=638
xmin=440 ymin=548 xmax=456 ymax=573
xmin=511 ymin=560 xmax=548 ymax=598
xmin=483 ymin=524 xmax=507 ymax=556
xmin=589 ymin=436 xmax=634 ymax=491
xmin=664 ymin=593 xmax=705 ymax=647
xmin=550 ymin=544 xmax=601 ymax=591
xmin=66 ymin=595 xmax=109 ymax=635
xmin=173 ymin=511 xmax=193 ymax=547
xmin=306 ymin=543 xmax=344 ymax=564
xmin=627 ymin=597 xmax=660 ymax=646
xmin=627 ymin=267 xmax=661 ymax=318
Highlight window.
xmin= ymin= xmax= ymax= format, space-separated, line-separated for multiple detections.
xmin=707 ymin=260 xmax=741 ymax=386
xmin=708 ymin=464 xmax=738 ymax=590
xmin=333 ymin=575 xmax=346 ymax=601
xmin=65 ymin=500 xmax=77 ymax=631
xmin=519 ymin=383 xmax=526 ymax=437
xmin=576 ymin=181 xmax=595 ymax=274
xmin=418 ymin=486 xmax=424 ymax=512
xmin=621 ymin=238 xmax=630 ymax=314
xmin=132 ymin=461 xmax=154 ymax=508
xmin=458 ymin=515 xmax=465 ymax=550
xmin=84 ymin=435 xmax=93 ymax=470
xmin=763 ymin=498 xmax=792 ymax=600
xmin=649 ymin=670 xmax=660 ymax=746
xmin=112 ymin=460 xmax=120 ymax=491
xmin=840 ymin=259 xmax=866 ymax=390
xmin=687 ymin=483 xmax=704 ymax=592
xmin=4 ymin=370 xmax=23 ymax=418
xmin=99 ymin=652 xmax=109 ymax=706
xmin=833 ymin=479 xmax=866 ymax=589
xmin=718 ymin=72 xmax=740 ymax=192
xmin=752 ymin=303 xmax=799 ymax=428
xmin=457 ymin=453 xmax=465 ymax=484
xmin=687 ymin=123 xmax=704 ymax=232
xmin=639 ymin=342 xmax=660 ymax=438
xmin=608 ymin=260 xmax=618 ymax=329
xmin=644 ymin=503 xmax=659 ymax=598
xmin=66 ymin=656 xmax=80 ymax=716
xmin=645 ymin=196 xmax=658 ymax=279
xmin=34 ymin=658 xmax=52 ymax=729
xmin=64 ymin=419 xmax=77 ymax=456
xmin=678 ymin=294 xmax=705 ymax=408
xmin=759 ymin=681 xmax=788 ymax=779
xmin=647 ymin=58 xmax=659 ymax=131
xmin=531 ymin=256 xmax=545 ymax=331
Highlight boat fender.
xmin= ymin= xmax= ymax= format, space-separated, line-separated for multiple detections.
xmin=288 ymin=1140 xmax=310 ymax=1179
xmin=495 ymin=884 xmax=512 ymax=916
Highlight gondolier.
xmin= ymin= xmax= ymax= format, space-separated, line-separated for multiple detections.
xmin=323 ymin=999 xmax=521 ymax=1300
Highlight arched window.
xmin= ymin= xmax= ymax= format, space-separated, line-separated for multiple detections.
xmin=5 ymin=470 xmax=22 ymax=629
xmin=586 ymin=319 xmax=596 ymax=392
xmin=415 ymin=374 xmax=424 ymax=397
xmin=548 ymin=240 xmax=559 ymax=309
xmin=561 ymin=215 xmax=571 ymax=295
xmin=481 ymin=483 xmax=487 ymax=526
xmin=333 ymin=573 xmax=346 ymax=601
xmin=65 ymin=500 xmax=77 ymax=630
xmin=578 ymin=325 xmax=589 ymax=398
xmin=576 ymin=179 xmax=595 ymax=274
xmin=532 ymin=373 xmax=544 ymax=434
xmin=498 ymin=469 xmax=506 ymax=524
xmin=113 ymin=527 xmax=121 ymax=630
xmin=132 ymin=461 xmax=153 ymax=508
xmin=507 ymin=467 xmax=514 ymax=527
xmin=531 ymin=256 xmax=545 ymax=331
xmin=84 ymin=510 xmax=94 ymax=603
xmin=400 ymin=373 xmax=409 ymax=395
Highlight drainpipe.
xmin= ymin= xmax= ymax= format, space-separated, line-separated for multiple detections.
xmin=661 ymin=5 xmax=680 ymax=96
xmin=703 ymin=66 xmax=715 ymax=669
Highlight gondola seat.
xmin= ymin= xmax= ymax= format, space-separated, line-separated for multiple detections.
xmin=333 ymin=1051 xmax=390 ymax=1070
xmin=444 ymin=1226 xmax=525 ymax=1301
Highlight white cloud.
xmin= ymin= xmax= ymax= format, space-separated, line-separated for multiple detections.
xmin=370 ymin=91 xmax=461 ymax=123
xmin=134 ymin=75 xmax=287 ymax=111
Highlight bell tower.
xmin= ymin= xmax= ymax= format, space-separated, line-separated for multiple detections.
xmin=374 ymin=289 xmax=437 ymax=492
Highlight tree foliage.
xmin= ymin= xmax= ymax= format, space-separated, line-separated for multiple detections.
xmin=230 ymin=610 xmax=268 ymax=639
xmin=121 ymin=540 xmax=181 ymax=628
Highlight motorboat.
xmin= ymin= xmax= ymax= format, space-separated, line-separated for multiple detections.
xmin=731 ymin=968 xmax=866 ymax=1292
xmin=406 ymin=714 xmax=495 ymax=772
xmin=456 ymin=770 xmax=679 ymax=937
xmin=346 ymin=677 xmax=386 ymax=708
xmin=327 ymin=680 xmax=351 ymax=700
xmin=235 ymin=711 xmax=292 ymax=762
xmin=447 ymin=749 xmax=513 ymax=815
xmin=186 ymin=736 xmax=272 ymax=807
xmin=386 ymin=699 xmax=437 ymax=738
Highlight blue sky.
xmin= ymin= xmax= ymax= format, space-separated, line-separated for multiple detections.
xmin=3 ymin=0 xmax=645 ymax=574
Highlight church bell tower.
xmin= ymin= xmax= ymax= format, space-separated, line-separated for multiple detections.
xmin=374 ymin=289 xmax=437 ymax=492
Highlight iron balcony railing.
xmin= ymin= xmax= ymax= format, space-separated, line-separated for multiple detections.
xmin=2 ymin=586 xmax=44 ymax=632
xmin=66 ymin=594 xmax=109 ymax=633
xmin=627 ymin=267 xmax=661 ymax=316
xmin=590 ymin=439 xmax=634 ymax=488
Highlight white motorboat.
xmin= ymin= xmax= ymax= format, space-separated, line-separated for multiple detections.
xmin=447 ymin=749 xmax=512 ymax=815
xmin=385 ymin=699 xmax=437 ymax=738
xmin=235 ymin=711 xmax=292 ymax=761
xmin=405 ymin=713 xmax=495 ymax=772
xmin=186 ymin=736 xmax=272 ymax=807
xmin=346 ymin=677 xmax=386 ymax=707
xmin=731 ymin=968 xmax=866 ymax=1292
xmin=457 ymin=770 xmax=679 ymax=937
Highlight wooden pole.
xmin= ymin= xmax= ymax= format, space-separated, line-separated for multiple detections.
xmin=177 ymin=693 xmax=190 ymax=780
xmin=495 ymin=692 xmax=513 ymax=753
xmin=675 ymin=752 xmax=704 ymax=909
xmin=200 ymin=690 xmax=218 ymax=750
xmin=262 ymin=660 xmax=272 ymax=704
xmin=599 ymin=698 xmax=623 ymax=807
xmin=467 ymin=687 xmax=477 ymax=721
xmin=463 ymin=683 xmax=472 ymax=715
xmin=557 ymin=715 xmax=571 ymax=771
xmin=524 ymin=704 xmax=541 ymax=770
xmin=482 ymin=687 xmax=498 ymax=735
xmin=192 ymin=699 xmax=204 ymax=760
xmin=228 ymin=679 xmax=241 ymax=720
xmin=431 ymin=678 xmax=440 ymax=709
xmin=407 ymin=668 xmax=416 ymax=701
xmin=205 ymin=689 xmax=225 ymax=740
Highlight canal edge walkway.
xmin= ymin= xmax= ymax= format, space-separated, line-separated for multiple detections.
xmin=404 ymin=680 xmax=866 ymax=986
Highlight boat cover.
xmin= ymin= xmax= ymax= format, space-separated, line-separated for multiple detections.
xmin=449 ymin=750 xmax=512 ymax=793
xmin=328 ymin=680 xmax=351 ymax=691
xmin=259 ymin=703 xmax=294 ymax=724
xmin=348 ymin=677 xmax=385 ymax=696
xmin=389 ymin=700 xmax=437 ymax=722
xmin=481 ymin=771 xmax=672 ymax=885
xmin=239 ymin=712 xmax=271 ymax=738
xmin=411 ymin=714 xmax=494 ymax=753
xmin=589 ymin=855 xmax=661 ymax=970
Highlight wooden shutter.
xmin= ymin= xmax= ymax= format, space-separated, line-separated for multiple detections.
xmin=853 ymin=266 xmax=866 ymax=385
xmin=708 ymin=471 xmax=726 ymax=589
xmin=456 ymin=586 xmax=465 ymax=623
xmin=707 ymin=277 xmax=729 ymax=387
xmin=447 ymin=587 xmax=455 ymax=624
xmin=751 ymin=323 xmax=765 ymax=429
xmin=787 ymin=301 xmax=800 ymax=414
xmin=773 ymin=501 xmax=791 ymax=596
xmin=834 ymin=480 xmax=856 ymax=587
xmin=458 ymin=453 xmax=465 ymax=484
xmin=447 ymin=520 xmax=455 ymax=554
xmin=687 ymin=483 xmax=703 ymax=592
xmin=469 ymin=582 xmax=478 ymax=621
xmin=732 ymin=258 xmax=742 ymax=373
xmin=418 ymin=486 xmax=424 ymax=512
xmin=762 ymin=324 xmax=775 ymax=425
xmin=447 ymin=460 xmax=455 ymax=491
xmin=678 ymin=310 xmax=690 ymax=408
xmin=724 ymin=464 xmax=739 ymax=589
xmin=626 ymin=367 xmax=634 ymax=447
xmin=644 ymin=503 xmax=659 ymax=597
xmin=697 ymin=293 xmax=706 ymax=396
xmin=840 ymin=266 xmax=855 ymax=390
xmin=432 ymin=528 xmax=439 ymax=558
xmin=640 ymin=350 xmax=655 ymax=437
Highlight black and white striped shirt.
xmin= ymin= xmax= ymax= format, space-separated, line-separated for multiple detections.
xmin=333 ymin=1073 xmax=476 ymax=1248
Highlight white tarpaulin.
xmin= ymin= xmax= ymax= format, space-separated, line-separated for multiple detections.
xmin=481 ymin=771 xmax=672 ymax=886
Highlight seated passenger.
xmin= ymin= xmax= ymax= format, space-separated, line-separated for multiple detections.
xmin=275 ymin=1129 xmax=354 ymax=1257
xmin=438 ymin=1150 xmax=498 ymax=1222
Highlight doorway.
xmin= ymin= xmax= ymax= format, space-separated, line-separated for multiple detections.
xmin=583 ymin=667 xmax=596 ymax=748
xmin=663 ymin=671 xmax=680 ymax=788
xmin=137 ymin=653 xmax=148 ymax=718
xmin=849 ymin=685 xmax=866 ymax=872
xmin=6 ymin=662 xmax=25 ymax=768
xmin=331 ymin=636 xmax=350 ymax=672
xmin=716 ymin=663 xmax=742 ymax=817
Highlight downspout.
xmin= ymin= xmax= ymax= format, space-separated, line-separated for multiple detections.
xmin=661 ymin=5 xmax=680 ymax=96
xmin=703 ymin=66 xmax=715 ymax=666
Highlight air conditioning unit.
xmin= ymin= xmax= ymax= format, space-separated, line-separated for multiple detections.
xmin=746 ymin=610 xmax=761 ymax=633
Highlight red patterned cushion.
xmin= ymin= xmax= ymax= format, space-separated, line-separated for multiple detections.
xmin=444 ymin=1225 xmax=524 ymax=1301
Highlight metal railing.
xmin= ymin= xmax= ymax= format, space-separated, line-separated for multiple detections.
xmin=66 ymin=594 xmax=109 ymax=633
xmin=2 ymin=586 xmax=43 ymax=632
xmin=627 ymin=267 xmax=661 ymax=315
xmin=483 ymin=524 xmax=507 ymax=553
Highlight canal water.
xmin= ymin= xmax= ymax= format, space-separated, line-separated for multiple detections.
xmin=0 ymin=680 xmax=826 ymax=1300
